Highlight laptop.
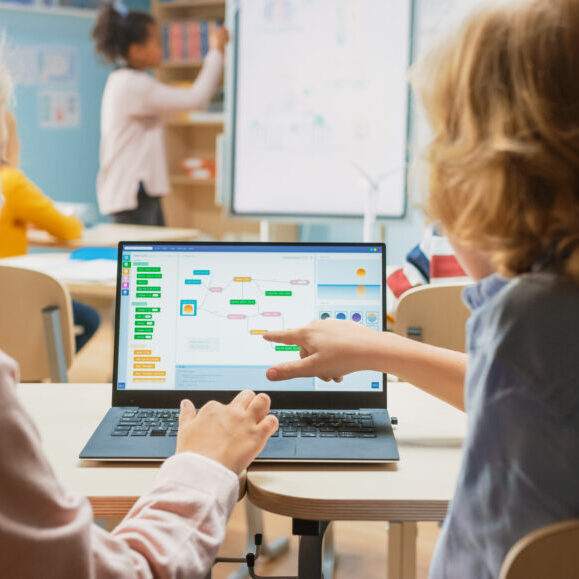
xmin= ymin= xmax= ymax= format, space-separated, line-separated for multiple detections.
xmin=80 ymin=242 xmax=399 ymax=462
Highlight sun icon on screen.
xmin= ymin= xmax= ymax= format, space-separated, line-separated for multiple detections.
xmin=356 ymin=268 xmax=366 ymax=277
xmin=356 ymin=285 xmax=367 ymax=297
xmin=183 ymin=304 xmax=194 ymax=313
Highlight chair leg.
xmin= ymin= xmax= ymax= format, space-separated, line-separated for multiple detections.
xmin=227 ymin=501 xmax=290 ymax=579
xmin=322 ymin=523 xmax=336 ymax=578
xmin=42 ymin=306 xmax=68 ymax=383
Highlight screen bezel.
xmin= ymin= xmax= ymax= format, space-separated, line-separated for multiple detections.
xmin=112 ymin=241 xmax=387 ymax=410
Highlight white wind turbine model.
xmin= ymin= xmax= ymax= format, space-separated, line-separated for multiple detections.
xmin=350 ymin=161 xmax=406 ymax=243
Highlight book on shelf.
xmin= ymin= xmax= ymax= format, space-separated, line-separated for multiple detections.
xmin=181 ymin=156 xmax=216 ymax=180
xmin=162 ymin=20 xmax=222 ymax=61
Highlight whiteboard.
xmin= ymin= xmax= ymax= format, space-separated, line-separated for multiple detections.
xmin=227 ymin=0 xmax=413 ymax=219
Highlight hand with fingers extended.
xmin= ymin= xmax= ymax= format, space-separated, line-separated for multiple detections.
xmin=263 ymin=319 xmax=380 ymax=383
xmin=176 ymin=390 xmax=278 ymax=474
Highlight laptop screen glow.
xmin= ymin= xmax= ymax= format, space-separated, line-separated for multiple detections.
xmin=116 ymin=244 xmax=384 ymax=393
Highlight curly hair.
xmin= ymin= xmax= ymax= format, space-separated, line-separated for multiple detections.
xmin=92 ymin=2 xmax=155 ymax=64
xmin=413 ymin=0 xmax=579 ymax=284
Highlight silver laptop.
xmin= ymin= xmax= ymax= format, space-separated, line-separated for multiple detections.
xmin=80 ymin=242 xmax=399 ymax=462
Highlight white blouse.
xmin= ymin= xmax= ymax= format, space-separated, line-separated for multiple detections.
xmin=97 ymin=50 xmax=224 ymax=215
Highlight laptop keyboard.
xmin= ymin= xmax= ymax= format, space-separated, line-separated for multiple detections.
xmin=270 ymin=410 xmax=376 ymax=438
xmin=112 ymin=409 xmax=180 ymax=437
xmin=112 ymin=409 xmax=376 ymax=438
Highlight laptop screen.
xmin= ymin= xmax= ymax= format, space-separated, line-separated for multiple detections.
xmin=115 ymin=243 xmax=385 ymax=394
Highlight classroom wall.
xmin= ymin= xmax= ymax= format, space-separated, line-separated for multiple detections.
xmin=1 ymin=4 xmax=113 ymax=213
xmin=2 ymin=0 xmax=473 ymax=263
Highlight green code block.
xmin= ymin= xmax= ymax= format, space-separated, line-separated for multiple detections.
xmin=230 ymin=299 xmax=256 ymax=305
xmin=135 ymin=327 xmax=154 ymax=333
xmin=136 ymin=279 xmax=149 ymax=285
xmin=136 ymin=293 xmax=161 ymax=298
xmin=122 ymin=261 xmax=131 ymax=268
xmin=265 ymin=291 xmax=292 ymax=296
xmin=136 ymin=273 xmax=162 ymax=279
xmin=135 ymin=314 xmax=152 ymax=319
xmin=136 ymin=267 xmax=161 ymax=272
xmin=136 ymin=307 xmax=160 ymax=312
xmin=135 ymin=321 xmax=154 ymax=326
xmin=134 ymin=335 xmax=152 ymax=340
xmin=275 ymin=345 xmax=300 ymax=351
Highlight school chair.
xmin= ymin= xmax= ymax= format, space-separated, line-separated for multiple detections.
xmin=499 ymin=519 xmax=579 ymax=579
xmin=0 ymin=265 xmax=75 ymax=382
xmin=393 ymin=282 xmax=471 ymax=352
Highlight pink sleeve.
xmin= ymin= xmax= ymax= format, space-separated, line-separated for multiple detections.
xmin=141 ymin=50 xmax=224 ymax=115
xmin=0 ymin=350 xmax=238 ymax=579
xmin=100 ymin=453 xmax=239 ymax=578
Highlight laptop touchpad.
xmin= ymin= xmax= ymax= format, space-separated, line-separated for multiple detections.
xmin=259 ymin=436 xmax=297 ymax=458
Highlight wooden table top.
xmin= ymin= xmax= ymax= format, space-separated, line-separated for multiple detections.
xmin=16 ymin=382 xmax=466 ymax=522
xmin=247 ymin=382 xmax=467 ymax=522
xmin=0 ymin=253 xmax=116 ymax=301
xmin=27 ymin=223 xmax=200 ymax=249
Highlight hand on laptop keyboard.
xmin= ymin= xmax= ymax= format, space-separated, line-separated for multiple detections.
xmin=175 ymin=390 xmax=279 ymax=474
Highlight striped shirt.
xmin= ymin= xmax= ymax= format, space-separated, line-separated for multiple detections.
xmin=387 ymin=225 xmax=469 ymax=313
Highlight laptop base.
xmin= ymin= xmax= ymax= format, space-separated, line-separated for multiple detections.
xmin=80 ymin=408 xmax=399 ymax=463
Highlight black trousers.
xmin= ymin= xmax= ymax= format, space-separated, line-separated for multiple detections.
xmin=111 ymin=183 xmax=165 ymax=226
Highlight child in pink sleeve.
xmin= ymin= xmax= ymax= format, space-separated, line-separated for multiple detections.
xmin=0 ymin=349 xmax=277 ymax=578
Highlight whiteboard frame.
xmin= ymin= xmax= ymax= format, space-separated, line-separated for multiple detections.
xmin=222 ymin=0 xmax=416 ymax=223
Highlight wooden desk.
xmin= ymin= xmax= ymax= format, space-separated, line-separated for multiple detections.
xmin=17 ymin=383 xmax=156 ymax=519
xmin=17 ymin=382 xmax=466 ymax=578
xmin=247 ymin=382 xmax=467 ymax=578
xmin=0 ymin=253 xmax=116 ymax=301
xmin=27 ymin=223 xmax=200 ymax=250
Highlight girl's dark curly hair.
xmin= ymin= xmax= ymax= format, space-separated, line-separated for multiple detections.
xmin=92 ymin=2 xmax=155 ymax=63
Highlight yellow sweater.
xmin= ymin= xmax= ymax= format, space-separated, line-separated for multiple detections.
xmin=0 ymin=167 xmax=83 ymax=258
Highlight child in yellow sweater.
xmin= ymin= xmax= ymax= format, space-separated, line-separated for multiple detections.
xmin=0 ymin=165 xmax=83 ymax=258
xmin=0 ymin=112 xmax=100 ymax=352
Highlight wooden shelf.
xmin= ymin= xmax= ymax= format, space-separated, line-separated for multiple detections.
xmin=154 ymin=0 xmax=264 ymax=240
xmin=156 ymin=0 xmax=224 ymax=9
xmin=170 ymin=175 xmax=215 ymax=186
xmin=162 ymin=59 xmax=204 ymax=69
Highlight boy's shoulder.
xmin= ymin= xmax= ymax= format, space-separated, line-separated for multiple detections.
xmin=482 ymin=272 xmax=579 ymax=412
xmin=496 ymin=272 xmax=579 ymax=329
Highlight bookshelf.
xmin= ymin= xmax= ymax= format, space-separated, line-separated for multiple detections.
xmin=151 ymin=0 xmax=269 ymax=239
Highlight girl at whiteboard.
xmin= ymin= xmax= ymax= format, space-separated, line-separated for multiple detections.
xmin=264 ymin=0 xmax=579 ymax=577
xmin=92 ymin=2 xmax=228 ymax=225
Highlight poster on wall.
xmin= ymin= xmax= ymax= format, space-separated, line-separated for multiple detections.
xmin=4 ymin=45 xmax=39 ymax=86
xmin=39 ymin=90 xmax=81 ymax=128
xmin=4 ymin=44 xmax=81 ymax=129
xmin=38 ymin=46 xmax=78 ymax=84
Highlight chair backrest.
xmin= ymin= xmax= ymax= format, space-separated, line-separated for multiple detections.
xmin=0 ymin=265 xmax=75 ymax=381
xmin=499 ymin=519 xmax=579 ymax=579
xmin=393 ymin=283 xmax=471 ymax=352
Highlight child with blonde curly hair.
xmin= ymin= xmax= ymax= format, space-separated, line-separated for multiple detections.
xmin=264 ymin=1 xmax=579 ymax=576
